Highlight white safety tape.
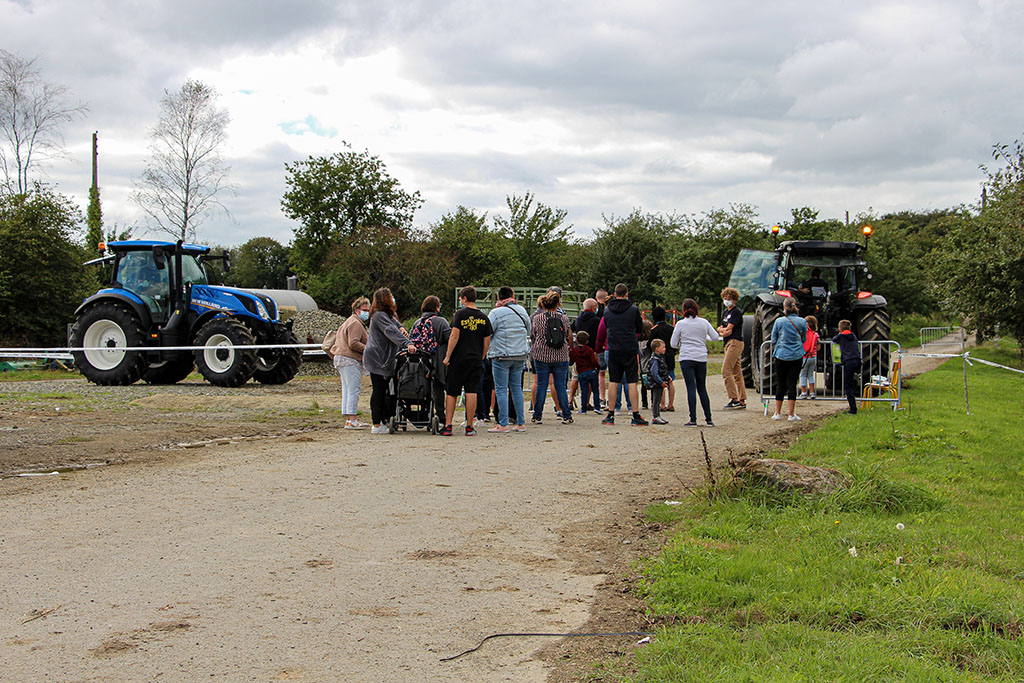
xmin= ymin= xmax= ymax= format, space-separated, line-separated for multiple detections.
xmin=1 ymin=343 xmax=321 ymax=353
xmin=903 ymin=352 xmax=1024 ymax=375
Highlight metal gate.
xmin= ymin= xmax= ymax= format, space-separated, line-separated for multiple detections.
xmin=757 ymin=340 xmax=903 ymax=411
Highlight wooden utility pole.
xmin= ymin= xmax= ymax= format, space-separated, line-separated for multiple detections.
xmin=91 ymin=132 xmax=98 ymax=190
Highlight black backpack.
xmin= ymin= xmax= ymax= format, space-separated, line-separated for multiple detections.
xmin=543 ymin=313 xmax=565 ymax=348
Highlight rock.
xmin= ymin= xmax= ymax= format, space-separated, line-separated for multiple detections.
xmin=290 ymin=309 xmax=346 ymax=345
xmin=732 ymin=457 xmax=850 ymax=495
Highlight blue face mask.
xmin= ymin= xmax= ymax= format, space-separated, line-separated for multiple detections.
xmin=358 ymin=310 xmax=369 ymax=322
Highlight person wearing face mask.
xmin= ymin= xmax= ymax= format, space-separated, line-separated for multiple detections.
xmin=716 ymin=287 xmax=747 ymax=410
xmin=331 ymin=296 xmax=371 ymax=429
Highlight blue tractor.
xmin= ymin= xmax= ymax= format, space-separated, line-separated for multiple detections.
xmin=71 ymin=240 xmax=302 ymax=387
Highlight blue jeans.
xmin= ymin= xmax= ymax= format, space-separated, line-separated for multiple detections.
xmin=578 ymin=369 xmax=599 ymax=410
xmin=679 ymin=359 xmax=712 ymax=422
xmin=533 ymin=360 xmax=570 ymax=420
xmin=492 ymin=358 xmax=525 ymax=426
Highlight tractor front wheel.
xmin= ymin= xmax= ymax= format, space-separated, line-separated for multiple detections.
xmin=143 ymin=357 xmax=195 ymax=385
xmin=70 ymin=301 xmax=147 ymax=385
xmin=193 ymin=318 xmax=258 ymax=387
xmin=252 ymin=331 xmax=302 ymax=385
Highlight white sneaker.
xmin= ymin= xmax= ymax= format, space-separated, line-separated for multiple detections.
xmin=788 ymin=414 xmax=802 ymax=422
xmin=371 ymin=425 xmax=387 ymax=434
xmin=344 ymin=421 xmax=365 ymax=430
xmin=798 ymin=393 xmax=807 ymax=399
xmin=771 ymin=413 xmax=782 ymax=420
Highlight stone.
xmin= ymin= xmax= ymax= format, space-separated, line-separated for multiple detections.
xmin=732 ymin=457 xmax=850 ymax=495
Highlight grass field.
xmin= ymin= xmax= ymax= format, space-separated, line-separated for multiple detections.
xmin=607 ymin=340 xmax=1024 ymax=681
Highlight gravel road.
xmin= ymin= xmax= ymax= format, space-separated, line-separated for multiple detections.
xmin=0 ymin=348 xmax=951 ymax=681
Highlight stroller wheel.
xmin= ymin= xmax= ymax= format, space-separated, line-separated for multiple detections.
xmin=430 ymin=415 xmax=440 ymax=435
xmin=388 ymin=417 xmax=398 ymax=434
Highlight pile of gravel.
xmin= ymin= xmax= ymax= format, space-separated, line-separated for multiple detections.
xmin=291 ymin=309 xmax=347 ymax=376
xmin=291 ymin=309 xmax=346 ymax=344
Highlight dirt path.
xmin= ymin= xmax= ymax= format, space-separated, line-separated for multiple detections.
xmin=0 ymin=348 xmax=947 ymax=681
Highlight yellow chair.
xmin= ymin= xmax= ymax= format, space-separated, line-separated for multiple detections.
xmin=861 ymin=357 xmax=901 ymax=409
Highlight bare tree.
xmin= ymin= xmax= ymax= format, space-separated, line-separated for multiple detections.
xmin=132 ymin=79 xmax=232 ymax=241
xmin=0 ymin=50 xmax=87 ymax=194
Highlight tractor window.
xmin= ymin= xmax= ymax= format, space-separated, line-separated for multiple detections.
xmin=181 ymin=256 xmax=209 ymax=286
xmin=116 ymin=251 xmax=170 ymax=319
xmin=728 ymin=249 xmax=777 ymax=301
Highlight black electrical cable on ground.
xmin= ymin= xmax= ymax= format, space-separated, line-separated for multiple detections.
xmin=440 ymin=630 xmax=655 ymax=662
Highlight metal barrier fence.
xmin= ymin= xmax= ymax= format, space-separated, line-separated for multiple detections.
xmin=919 ymin=326 xmax=966 ymax=350
xmin=757 ymin=339 xmax=903 ymax=412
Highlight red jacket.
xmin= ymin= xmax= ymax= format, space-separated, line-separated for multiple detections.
xmin=569 ymin=345 xmax=599 ymax=373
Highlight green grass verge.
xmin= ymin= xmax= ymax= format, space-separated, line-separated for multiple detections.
xmin=621 ymin=340 xmax=1024 ymax=681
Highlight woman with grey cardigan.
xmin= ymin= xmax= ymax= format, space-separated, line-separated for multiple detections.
xmin=363 ymin=287 xmax=416 ymax=434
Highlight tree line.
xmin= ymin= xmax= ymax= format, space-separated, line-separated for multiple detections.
xmin=0 ymin=48 xmax=1020 ymax=353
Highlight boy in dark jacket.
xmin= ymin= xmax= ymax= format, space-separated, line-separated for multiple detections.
xmin=832 ymin=319 xmax=862 ymax=414
xmin=649 ymin=339 xmax=670 ymax=424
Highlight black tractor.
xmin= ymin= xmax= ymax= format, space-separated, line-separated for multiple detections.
xmin=71 ymin=240 xmax=302 ymax=387
xmin=728 ymin=235 xmax=891 ymax=393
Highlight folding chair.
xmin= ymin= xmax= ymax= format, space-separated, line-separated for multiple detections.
xmin=861 ymin=357 xmax=901 ymax=409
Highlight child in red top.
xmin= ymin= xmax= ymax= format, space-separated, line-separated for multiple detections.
xmin=570 ymin=331 xmax=601 ymax=413
xmin=799 ymin=315 xmax=820 ymax=399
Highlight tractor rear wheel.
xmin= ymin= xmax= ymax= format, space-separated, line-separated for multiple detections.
xmin=856 ymin=306 xmax=892 ymax=382
xmin=143 ymin=357 xmax=195 ymax=385
xmin=193 ymin=318 xmax=258 ymax=387
xmin=252 ymin=331 xmax=302 ymax=385
xmin=71 ymin=301 xmax=147 ymax=385
xmin=750 ymin=301 xmax=781 ymax=395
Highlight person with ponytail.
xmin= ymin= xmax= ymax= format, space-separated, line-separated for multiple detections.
xmin=670 ymin=298 xmax=721 ymax=426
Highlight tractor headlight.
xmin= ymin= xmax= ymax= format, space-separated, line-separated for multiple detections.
xmin=254 ymin=300 xmax=270 ymax=320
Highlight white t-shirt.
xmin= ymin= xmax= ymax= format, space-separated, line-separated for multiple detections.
xmin=670 ymin=317 xmax=722 ymax=362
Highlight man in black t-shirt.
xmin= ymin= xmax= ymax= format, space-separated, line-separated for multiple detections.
xmin=716 ymin=287 xmax=747 ymax=409
xmin=441 ymin=286 xmax=492 ymax=436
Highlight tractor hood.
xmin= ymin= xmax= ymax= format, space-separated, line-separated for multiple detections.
xmin=190 ymin=285 xmax=280 ymax=322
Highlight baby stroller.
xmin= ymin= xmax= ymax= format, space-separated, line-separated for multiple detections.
xmin=387 ymin=349 xmax=440 ymax=434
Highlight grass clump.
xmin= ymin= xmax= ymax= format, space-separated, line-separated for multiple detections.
xmin=626 ymin=340 xmax=1024 ymax=681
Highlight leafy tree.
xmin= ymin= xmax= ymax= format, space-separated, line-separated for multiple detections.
xmin=132 ymin=79 xmax=232 ymax=241
xmin=932 ymin=138 xmax=1024 ymax=355
xmin=85 ymin=185 xmax=103 ymax=253
xmin=659 ymin=204 xmax=770 ymax=310
xmin=223 ymin=236 xmax=291 ymax=289
xmin=282 ymin=144 xmax=423 ymax=277
xmin=778 ymin=206 xmax=845 ymax=241
xmin=583 ymin=210 xmax=675 ymax=305
xmin=428 ymin=205 xmax=524 ymax=293
xmin=493 ymin=192 xmax=575 ymax=288
xmin=0 ymin=50 xmax=87 ymax=194
xmin=0 ymin=187 xmax=92 ymax=344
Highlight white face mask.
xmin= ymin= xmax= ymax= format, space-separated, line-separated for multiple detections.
xmin=723 ymin=299 xmax=733 ymax=308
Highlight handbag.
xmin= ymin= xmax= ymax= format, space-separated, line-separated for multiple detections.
xmin=322 ymin=329 xmax=337 ymax=359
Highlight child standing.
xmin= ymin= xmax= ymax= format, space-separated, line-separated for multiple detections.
xmin=570 ymin=331 xmax=600 ymax=413
xmin=649 ymin=339 xmax=670 ymax=425
xmin=799 ymin=315 xmax=820 ymax=399
xmin=832 ymin=319 xmax=862 ymax=414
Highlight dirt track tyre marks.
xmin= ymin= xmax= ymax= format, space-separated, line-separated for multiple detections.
xmin=193 ymin=318 xmax=258 ymax=387
xmin=71 ymin=301 xmax=147 ymax=386
xmin=252 ymin=331 xmax=302 ymax=385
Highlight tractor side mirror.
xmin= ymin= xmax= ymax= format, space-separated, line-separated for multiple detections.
xmin=222 ymin=250 xmax=231 ymax=273
xmin=153 ymin=247 xmax=166 ymax=270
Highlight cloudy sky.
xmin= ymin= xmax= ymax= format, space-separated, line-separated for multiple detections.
xmin=3 ymin=0 xmax=1021 ymax=246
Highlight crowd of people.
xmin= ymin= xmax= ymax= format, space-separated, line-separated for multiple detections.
xmin=327 ymin=282 xmax=863 ymax=435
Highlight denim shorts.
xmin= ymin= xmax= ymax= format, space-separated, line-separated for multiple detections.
xmin=599 ymin=350 xmax=608 ymax=371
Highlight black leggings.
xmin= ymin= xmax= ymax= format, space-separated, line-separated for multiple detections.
xmin=370 ymin=373 xmax=392 ymax=425
xmin=775 ymin=358 xmax=802 ymax=402
xmin=679 ymin=359 xmax=712 ymax=422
